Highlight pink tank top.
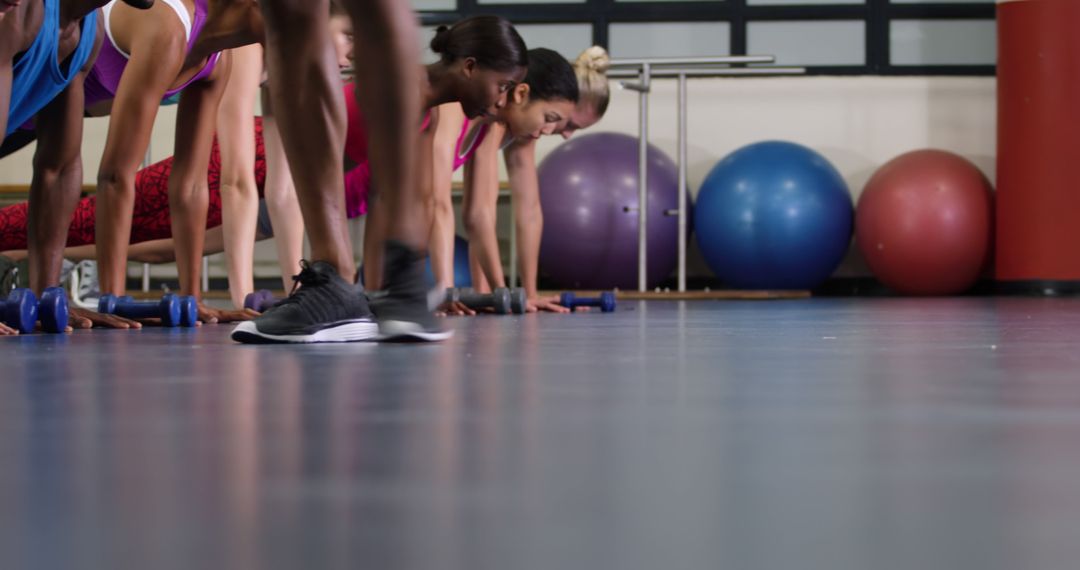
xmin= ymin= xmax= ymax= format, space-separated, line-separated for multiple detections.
xmin=342 ymin=86 xmax=489 ymax=219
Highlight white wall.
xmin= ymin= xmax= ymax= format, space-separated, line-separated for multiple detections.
xmin=590 ymin=75 xmax=997 ymax=278
xmin=0 ymin=75 xmax=996 ymax=280
xmin=1 ymin=106 xmax=181 ymax=185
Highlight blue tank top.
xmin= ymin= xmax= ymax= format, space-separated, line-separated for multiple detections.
xmin=7 ymin=0 xmax=99 ymax=136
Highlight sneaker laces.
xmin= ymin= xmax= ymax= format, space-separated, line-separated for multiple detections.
xmin=279 ymin=260 xmax=333 ymax=307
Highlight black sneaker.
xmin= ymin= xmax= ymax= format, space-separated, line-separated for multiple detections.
xmin=0 ymin=254 xmax=17 ymax=295
xmin=369 ymin=240 xmax=452 ymax=342
xmin=231 ymin=260 xmax=377 ymax=344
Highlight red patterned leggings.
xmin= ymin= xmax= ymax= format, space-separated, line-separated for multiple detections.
xmin=0 ymin=118 xmax=267 ymax=251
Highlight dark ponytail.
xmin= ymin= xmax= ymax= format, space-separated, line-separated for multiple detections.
xmin=429 ymin=16 xmax=528 ymax=73
xmin=523 ymin=48 xmax=579 ymax=103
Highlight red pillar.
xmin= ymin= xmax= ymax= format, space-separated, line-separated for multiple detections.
xmin=996 ymin=0 xmax=1080 ymax=283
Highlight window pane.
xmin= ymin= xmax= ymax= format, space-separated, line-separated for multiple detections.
xmin=412 ymin=0 xmax=455 ymax=10
xmin=516 ymin=24 xmax=594 ymax=61
xmin=479 ymin=0 xmax=585 ymax=4
xmin=890 ymin=20 xmax=996 ymax=65
xmin=609 ymin=22 xmax=731 ymax=59
xmin=420 ymin=25 xmax=440 ymax=64
xmin=747 ymin=21 xmax=865 ymax=65
xmin=892 ymin=0 xmax=990 ymax=3
xmin=750 ymin=0 xmax=862 ymax=4
xmin=421 ymin=24 xmax=592 ymax=64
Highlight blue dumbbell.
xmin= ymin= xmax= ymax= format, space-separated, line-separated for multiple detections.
xmin=119 ymin=295 xmax=198 ymax=327
xmin=560 ymin=291 xmax=617 ymax=313
xmin=177 ymin=296 xmax=198 ymax=327
xmin=38 ymin=287 xmax=69 ymax=332
xmin=99 ymin=294 xmax=182 ymax=327
xmin=0 ymin=287 xmax=68 ymax=334
xmin=1 ymin=289 xmax=38 ymax=333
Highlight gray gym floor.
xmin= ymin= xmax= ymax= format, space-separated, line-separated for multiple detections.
xmin=3 ymin=298 xmax=1080 ymax=570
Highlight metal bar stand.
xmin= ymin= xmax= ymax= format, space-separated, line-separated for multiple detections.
xmin=606 ymin=56 xmax=805 ymax=290
xmin=141 ymin=145 xmax=152 ymax=293
xmin=677 ymin=73 xmax=688 ymax=293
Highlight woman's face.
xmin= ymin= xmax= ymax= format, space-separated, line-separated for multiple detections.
xmin=459 ymin=59 xmax=526 ymax=120
xmin=329 ymin=15 xmax=354 ymax=69
xmin=557 ymin=102 xmax=602 ymax=140
xmin=498 ymin=85 xmax=576 ymax=140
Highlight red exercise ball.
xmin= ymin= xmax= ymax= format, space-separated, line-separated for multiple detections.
xmin=856 ymin=150 xmax=993 ymax=295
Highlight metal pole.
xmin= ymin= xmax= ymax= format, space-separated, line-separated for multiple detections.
xmin=605 ymin=57 xmax=805 ymax=293
xmin=677 ymin=73 xmax=688 ymax=293
xmin=202 ymin=256 xmax=209 ymax=293
xmin=141 ymin=144 xmax=152 ymax=293
xmin=637 ymin=63 xmax=650 ymax=293
xmin=606 ymin=67 xmax=806 ymax=79
xmin=509 ymin=195 xmax=518 ymax=288
xmin=610 ymin=55 xmax=776 ymax=67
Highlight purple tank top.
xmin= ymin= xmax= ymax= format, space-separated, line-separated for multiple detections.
xmin=83 ymin=0 xmax=220 ymax=107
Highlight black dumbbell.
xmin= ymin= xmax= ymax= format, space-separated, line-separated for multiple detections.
xmin=243 ymin=289 xmax=279 ymax=313
xmin=508 ymin=287 xmax=527 ymax=314
xmin=446 ymin=287 xmax=512 ymax=315
xmin=99 ymin=293 xmax=184 ymax=327
xmin=560 ymin=291 xmax=617 ymax=313
xmin=0 ymin=287 xmax=69 ymax=334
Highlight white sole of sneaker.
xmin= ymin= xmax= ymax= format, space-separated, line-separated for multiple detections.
xmin=377 ymin=320 xmax=454 ymax=342
xmin=231 ymin=319 xmax=379 ymax=344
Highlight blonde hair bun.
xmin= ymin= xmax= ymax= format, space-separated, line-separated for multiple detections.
xmin=575 ymin=45 xmax=611 ymax=74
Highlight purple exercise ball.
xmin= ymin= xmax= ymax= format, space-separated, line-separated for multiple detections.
xmin=538 ymin=132 xmax=681 ymax=289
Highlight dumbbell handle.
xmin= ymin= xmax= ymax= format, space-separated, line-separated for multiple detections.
xmin=116 ymin=303 xmax=163 ymax=319
xmin=456 ymin=291 xmax=494 ymax=306
xmin=560 ymin=291 xmax=617 ymax=312
xmin=561 ymin=293 xmax=595 ymax=306
xmin=102 ymin=295 xmax=181 ymax=326
xmin=448 ymin=288 xmax=512 ymax=314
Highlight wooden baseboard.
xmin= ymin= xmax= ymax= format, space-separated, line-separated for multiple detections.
xmin=540 ymin=290 xmax=810 ymax=300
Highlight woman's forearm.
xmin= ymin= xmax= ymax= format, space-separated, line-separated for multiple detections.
xmin=168 ymin=179 xmax=209 ymax=297
xmin=95 ymin=169 xmax=139 ymax=294
xmin=505 ymin=140 xmax=543 ymax=297
xmin=261 ymin=116 xmax=306 ymax=290
xmin=515 ymin=200 xmax=543 ymax=298
xmin=217 ymin=45 xmax=263 ymax=306
xmin=464 ymin=203 xmax=505 ymax=291
xmin=220 ymin=182 xmax=258 ymax=306
xmin=428 ymin=188 xmax=456 ymax=290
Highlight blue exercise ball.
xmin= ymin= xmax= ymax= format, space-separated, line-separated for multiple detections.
xmin=424 ymin=234 xmax=472 ymax=288
xmin=694 ymin=141 xmax=853 ymax=290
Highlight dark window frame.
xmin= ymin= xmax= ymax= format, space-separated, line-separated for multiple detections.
xmin=419 ymin=0 xmax=996 ymax=76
